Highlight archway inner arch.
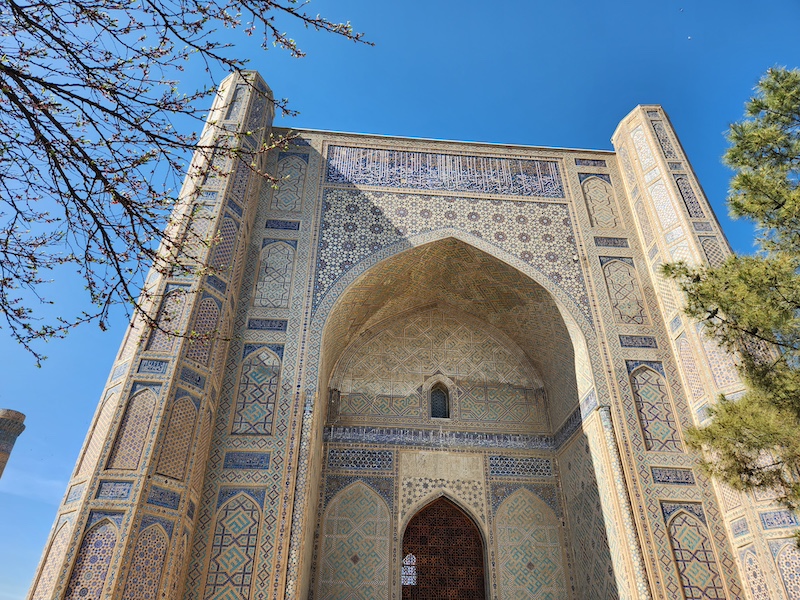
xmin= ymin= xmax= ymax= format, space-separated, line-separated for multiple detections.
xmin=319 ymin=237 xmax=591 ymax=430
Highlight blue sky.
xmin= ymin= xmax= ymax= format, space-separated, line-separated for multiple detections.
xmin=2 ymin=1 xmax=799 ymax=597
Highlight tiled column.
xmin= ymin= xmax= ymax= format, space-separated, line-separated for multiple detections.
xmin=612 ymin=107 xmax=789 ymax=600
xmin=26 ymin=71 xmax=274 ymax=600
xmin=0 ymin=409 xmax=25 ymax=478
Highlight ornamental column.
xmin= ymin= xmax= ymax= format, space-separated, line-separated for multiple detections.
xmin=27 ymin=71 xmax=274 ymax=600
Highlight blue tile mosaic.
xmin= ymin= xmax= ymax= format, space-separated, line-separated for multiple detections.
xmin=146 ymin=485 xmax=181 ymax=510
xmin=489 ymin=456 xmax=553 ymax=478
xmin=594 ymin=237 xmax=629 ymax=248
xmin=246 ymin=319 xmax=288 ymax=332
xmin=97 ymin=481 xmax=133 ymax=500
xmin=265 ymin=219 xmax=300 ymax=230
xmin=138 ymin=359 xmax=169 ymax=375
xmin=223 ymin=452 xmax=271 ymax=470
xmin=731 ymin=518 xmax=750 ymax=537
xmin=216 ymin=487 xmax=266 ymax=509
xmin=759 ymin=510 xmax=798 ymax=530
xmin=326 ymin=146 xmax=564 ymax=198
xmin=651 ymin=467 xmax=695 ymax=485
xmin=326 ymin=448 xmax=393 ymax=471
xmin=619 ymin=335 xmax=658 ymax=349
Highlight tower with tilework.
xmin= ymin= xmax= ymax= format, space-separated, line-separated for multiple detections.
xmin=28 ymin=71 xmax=798 ymax=600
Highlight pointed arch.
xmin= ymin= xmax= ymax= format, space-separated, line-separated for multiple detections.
xmin=776 ymin=542 xmax=800 ymax=599
xmin=107 ymin=388 xmax=157 ymax=470
xmin=495 ymin=488 xmax=566 ymax=599
xmin=231 ymin=347 xmax=281 ymax=435
xmin=666 ymin=510 xmax=725 ymax=600
xmin=156 ymin=393 xmax=198 ymax=481
xmin=401 ymin=496 xmax=486 ymax=598
xmin=203 ymin=493 xmax=261 ymax=600
xmin=185 ymin=296 xmax=221 ymax=366
xmin=582 ymin=175 xmax=619 ymax=228
xmin=271 ymin=154 xmax=307 ymax=212
xmin=64 ymin=519 xmax=118 ymax=600
xmin=254 ymin=241 xmax=295 ymax=308
xmin=316 ymin=481 xmax=391 ymax=599
xmin=31 ymin=520 xmax=72 ymax=600
xmin=629 ymin=365 xmax=682 ymax=452
xmin=146 ymin=285 xmax=190 ymax=352
xmin=121 ymin=523 xmax=169 ymax=600
xmin=601 ymin=257 xmax=647 ymax=325
xmin=77 ymin=390 xmax=119 ymax=477
xmin=210 ymin=217 xmax=239 ymax=276
xmin=740 ymin=546 xmax=770 ymax=600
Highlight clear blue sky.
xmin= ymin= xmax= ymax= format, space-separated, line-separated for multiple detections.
xmin=2 ymin=1 xmax=799 ymax=597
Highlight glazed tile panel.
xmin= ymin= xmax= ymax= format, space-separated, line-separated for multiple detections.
xmin=325 ymin=146 xmax=564 ymax=197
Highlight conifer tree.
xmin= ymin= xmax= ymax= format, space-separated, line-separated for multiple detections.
xmin=665 ymin=67 xmax=800 ymax=511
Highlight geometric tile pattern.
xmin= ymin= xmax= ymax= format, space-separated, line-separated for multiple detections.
xmin=64 ymin=520 xmax=118 ymax=600
xmin=231 ymin=348 xmax=281 ymax=435
xmin=204 ymin=494 xmax=261 ymax=600
xmin=314 ymin=188 xmax=588 ymax=323
xmin=332 ymin=306 xmax=547 ymax=433
xmin=740 ymin=547 xmax=771 ymax=600
xmin=697 ymin=324 xmax=741 ymax=390
xmin=600 ymin=258 xmax=647 ymax=325
xmin=488 ymin=455 xmax=553 ymax=478
xmin=254 ymin=242 xmax=294 ymax=308
xmin=582 ymin=176 xmax=619 ymax=228
xmin=628 ymin=363 xmax=683 ymax=452
xmin=185 ymin=297 xmax=221 ymax=366
xmin=77 ymin=392 xmax=119 ymax=476
xmin=31 ymin=521 xmax=72 ymax=600
xmin=210 ymin=217 xmax=239 ymax=276
xmin=648 ymin=180 xmax=679 ymax=230
xmin=558 ymin=430 xmax=621 ymax=600
xmin=317 ymin=483 xmax=390 ymax=599
xmin=677 ymin=336 xmax=705 ymax=401
xmin=326 ymin=448 xmax=393 ymax=472
xmin=700 ymin=237 xmax=726 ymax=268
xmin=776 ymin=543 xmax=800 ymax=599
xmin=673 ymin=175 xmax=705 ymax=219
xmin=402 ymin=497 xmax=485 ymax=598
xmin=317 ymin=237 xmax=584 ymax=432
xmin=665 ymin=508 xmax=726 ymax=600
xmin=630 ymin=126 xmax=656 ymax=172
xmin=107 ymin=388 xmax=157 ymax=470
xmin=495 ymin=489 xmax=566 ymax=599
xmin=651 ymin=121 xmax=679 ymax=160
xmin=147 ymin=285 xmax=190 ymax=352
xmin=634 ymin=200 xmax=655 ymax=247
xmin=400 ymin=477 xmax=485 ymax=523
xmin=121 ymin=524 xmax=169 ymax=600
xmin=271 ymin=153 xmax=307 ymax=212
xmin=156 ymin=394 xmax=198 ymax=481
xmin=326 ymin=146 xmax=564 ymax=197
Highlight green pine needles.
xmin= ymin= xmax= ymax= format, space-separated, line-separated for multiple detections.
xmin=666 ymin=67 xmax=800 ymax=524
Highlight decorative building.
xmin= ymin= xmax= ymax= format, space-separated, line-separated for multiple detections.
xmin=27 ymin=71 xmax=800 ymax=599
xmin=0 ymin=409 xmax=25 ymax=478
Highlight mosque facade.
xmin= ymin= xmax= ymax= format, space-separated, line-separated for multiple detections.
xmin=26 ymin=71 xmax=800 ymax=599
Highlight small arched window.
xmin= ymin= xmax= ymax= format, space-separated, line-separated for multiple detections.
xmin=401 ymin=553 xmax=417 ymax=586
xmin=430 ymin=384 xmax=450 ymax=419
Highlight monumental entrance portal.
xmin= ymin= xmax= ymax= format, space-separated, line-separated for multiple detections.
xmin=27 ymin=71 xmax=800 ymax=600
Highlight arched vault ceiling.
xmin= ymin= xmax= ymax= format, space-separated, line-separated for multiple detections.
xmin=321 ymin=238 xmax=580 ymax=427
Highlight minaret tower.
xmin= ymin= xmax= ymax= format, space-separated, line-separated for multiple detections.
xmin=27 ymin=71 xmax=273 ymax=600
